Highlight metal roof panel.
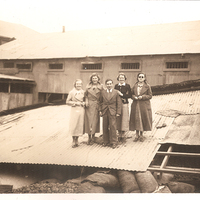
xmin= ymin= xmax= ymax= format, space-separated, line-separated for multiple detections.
xmin=0 ymin=90 xmax=200 ymax=171
xmin=1 ymin=21 xmax=200 ymax=59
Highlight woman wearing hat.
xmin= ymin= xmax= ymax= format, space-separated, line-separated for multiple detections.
xmin=114 ymin=73 xmax=131 ymax=143
xmin=85 ymin=73 xmax=103 ymax=145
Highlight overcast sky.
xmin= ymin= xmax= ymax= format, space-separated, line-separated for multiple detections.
xmin=1 ymin=0 xmax=200 ymax=33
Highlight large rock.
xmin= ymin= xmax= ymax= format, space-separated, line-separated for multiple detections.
xmin=167 ymin=181 xmax=195 ymax=193
xmin=135 ymin=171 xmax=159 ymax=193
xmin=83 ymin=172 xmax=120 ymax=190
xmin=77 ymin=181 xmax=105 ymax=193
xmin=117 ymin=170 xmax=140 ymax=193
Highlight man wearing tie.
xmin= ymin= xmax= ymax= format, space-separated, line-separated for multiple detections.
xmin=99 ymin=79 xmax=122 ymax=149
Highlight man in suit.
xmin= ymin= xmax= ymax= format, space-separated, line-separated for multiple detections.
xmin=99 ymin=79 xmax=122 ymax=149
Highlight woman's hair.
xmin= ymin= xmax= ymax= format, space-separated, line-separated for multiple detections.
xmin=117 ymin=72 xmax=127 ymax=81
xmin=136 ymin=72 xmax=147 ymax=83
xmin=89 ymin=73 xmax=100 ymax=83
xmin=73 ymin=79 xmax=82 ymax=88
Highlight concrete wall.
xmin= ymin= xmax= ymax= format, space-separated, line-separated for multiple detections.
xmin=31 ymin=54 xmax=200 ymax=94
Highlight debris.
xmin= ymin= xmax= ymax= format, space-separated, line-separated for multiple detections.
xmin=153 ymin=172 xmax=174 ymax=185
xmin=153 ymin=185 xmax=171 ymax=193
xmin=156 ymin=123 xmax=167 ymax=129
xmin=0 ymin=185 xmax=13 ymax=193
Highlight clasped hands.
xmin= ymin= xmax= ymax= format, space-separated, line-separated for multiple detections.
xmin=72 ymin=102 xmax=86 ymax=107
xmin=134 ymin=96 xmax=142 ymax=100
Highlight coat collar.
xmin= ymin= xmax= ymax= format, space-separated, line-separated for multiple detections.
xmin=86 ymin=83 xmax=103 ymax=97
xmin=86 ymin=82 xmax=102 ymax=90
xmin=118 ymin=82 xmax=126 ymax=86
xmin=134 ymin=82 xmax=149 ymax=95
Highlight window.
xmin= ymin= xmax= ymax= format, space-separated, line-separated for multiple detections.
xmin=10 ymin=83 xmax=32 ymax=93
xmin=4 ymin=62 xmax=14 ymax=68
xmin=49 ymin=63 xmax=63 ymax=70
xmin=121 ymin=62 xmax=140 ymax=71
xmin=82 ymin=63 xmax=102 ymax=70
xmin=16 ymin=63 xmax=32 ymax=70
xmin=166 ymin=62 xmax=188 ymax=69
xmin=0 ymin=83 xmax=9 ymax=92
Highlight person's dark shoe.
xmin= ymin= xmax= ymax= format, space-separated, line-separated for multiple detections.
xmin=112 ymin=144 xmax=117 ymax=149
xmin=90 ymin=138 xmax=94 ymax=145
xmin=121 ymin=137 xmax=126 ymax=143
xmin=139 ymin=136 xmax=145 ymax=142
xmin=102 ymin=143 xmax=108 ymax=147
xmin=133 ymin=136 xmax=139 ymax=142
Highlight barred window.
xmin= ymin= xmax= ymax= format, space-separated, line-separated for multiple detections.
xmin=82 ymin=63 xmax=102 ymax=70
xmin=16 ymin=63 xmax=32 ymax=70
xmin=4 ymin=62 xmax=14 ymax=68
xmin=121 ymin=63 xmax=140 ymax=70
xmin=166 ymin=62 xmax=188 ymax=69
xmin=49 ymin=63 xmax=63 ymax=70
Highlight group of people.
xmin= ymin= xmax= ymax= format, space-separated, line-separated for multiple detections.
xmin=66 ymin=72 xmax=152 ymax=149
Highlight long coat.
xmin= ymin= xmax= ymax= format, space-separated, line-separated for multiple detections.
xmin=66 ymin=88 xmax=85 ymax=136
xmin=129 ymin=82 xmax=152 ymax=131
xmin=84 ymin=83 xmax=103 ymax=135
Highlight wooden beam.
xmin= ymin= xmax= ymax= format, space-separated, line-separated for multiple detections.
xmin=148 ymin=165 xmax=200 ymax=175
xmin=156 ymin=151 xmax=200 ymax=157
xmin=156 ymin=145 xmax=173 ymax=179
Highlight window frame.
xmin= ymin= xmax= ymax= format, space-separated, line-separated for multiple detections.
xmin=164 ymin=60 xmax=190 ymax=72
xmin=3 ymin=61 xmax=15 ymax=68
xmin=80 ymin=62 xmax=103 ymax=72
xmin=119 ymin=61 xmax=141 ymax=72
xmin=48 ymin=62 xmax=64 ymax=72
xmin=16 ymin=62 xmax=33 ymax=72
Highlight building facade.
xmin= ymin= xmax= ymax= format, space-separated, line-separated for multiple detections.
xmin=0 ymin=53 xmax=200 ymax=104
xmin=0 ymin=20 xmax=200 ymax=106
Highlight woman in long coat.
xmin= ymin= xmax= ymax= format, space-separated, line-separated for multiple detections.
xmin=129 ymin=73 xmax=152 ymax=142
xmin=66 ymin=79 xmax=85 ymax=148
xmin=85 ymin=73 xmax=103 ymax=145
xmin=114 ymin=73 xmax=131 ymax=143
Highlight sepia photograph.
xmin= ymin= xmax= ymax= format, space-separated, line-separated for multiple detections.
xmin=0 ymin=0 xmax=200 ymax=199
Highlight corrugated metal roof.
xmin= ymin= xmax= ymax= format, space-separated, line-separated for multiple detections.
xmin=0 ymin=73 xmax=35 ymax=82
xmin=0 ymin=20 xmax=200 ymax=59
xmin=0 ymin=20 xmax=39 ymax=40
xmin=0 ymin=90 xmax=199 ymax=171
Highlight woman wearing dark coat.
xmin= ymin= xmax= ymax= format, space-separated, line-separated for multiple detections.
xmin=129 ymin=73 xmax=152 ymax=142
xmin=114 ymin=73 xmax=131 ymax=143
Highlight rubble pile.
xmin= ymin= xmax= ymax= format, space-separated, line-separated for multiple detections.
xmin=12 ymin=179 xmax=80 ymax=193
xmin=10 ymin=169 xmax=198 ymax=193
